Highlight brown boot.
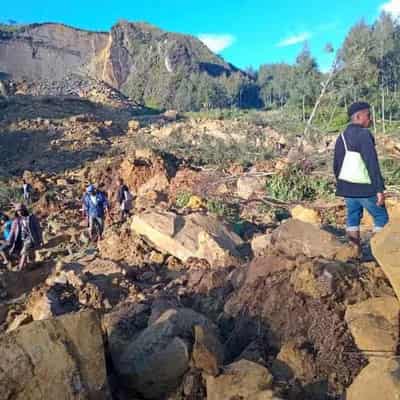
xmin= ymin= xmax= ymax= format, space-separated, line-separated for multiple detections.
xmin=347 ymin=230 xmax=362 ymax=258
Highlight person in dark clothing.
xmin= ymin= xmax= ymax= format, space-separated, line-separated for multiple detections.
xmin=116 ymin=178 xmax=133 ymax=222
xmin=333 ymin=102 xmax=388 ymax=253
xmin=8 ymin=204 xmax=42 ymax=271
xmin=22 ymin=180 xmax=33 ymax=204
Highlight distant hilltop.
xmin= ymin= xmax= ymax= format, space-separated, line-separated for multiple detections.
xmin=0 ymin=21 xmax=259 ymax=110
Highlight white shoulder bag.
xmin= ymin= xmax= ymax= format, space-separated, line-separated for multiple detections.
xmin=338 ymin=133 xmax=371 ymax=184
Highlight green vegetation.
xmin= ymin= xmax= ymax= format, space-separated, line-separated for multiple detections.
xmin=174 ymin=191 xmax=240 ymax=224
xmin=266 ymin=167 xmax=335 ymax=202
xmin=206 ymin=199 xmax=240 ymax=223
xmin=175 ymin=191 xmax=192 ymax=208
xmin=0 ymin=23 xmax=22 ymax=33
xmin=173 ymin=12 xmax=400 ymax=131
xmin=0 ymin=182 xmax=22 ymax=209
xmin=381 ymin=158 xmax=400 ymax=186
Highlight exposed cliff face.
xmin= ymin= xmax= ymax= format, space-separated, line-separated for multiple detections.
xmin=0 ymin=21 xmax=244 ymax=109
xmin=0 ymin=23 xmax=108 ymax=81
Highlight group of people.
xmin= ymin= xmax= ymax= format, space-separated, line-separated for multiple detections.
xmin=0 ymin=203 xmax=42 ymax=271
xmin=0 ymin=178 xmax=134 ymax=271
xmin=81 ymin=178 xmax=134 ymax=242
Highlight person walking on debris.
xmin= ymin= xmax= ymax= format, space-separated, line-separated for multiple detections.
xmin=333 ymin=102 xmax=388 ymax=255
xmin=22 ymin=180 xmax=33 ymax=204
xmin=82 ymin=184 xmax=111 ymax=242
xmin=117 ymin=178 xmax=133 ymax=221
xmin=0 ymin=214 xmax=13 ymax=266
xmin=8 ymin=204 xmax=42 ymax=271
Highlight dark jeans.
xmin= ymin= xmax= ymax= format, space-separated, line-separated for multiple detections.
xmin=345 ymin=196 xmax=389 ymax=232
xmin=89 ymin=215 xmax=104 ymax=238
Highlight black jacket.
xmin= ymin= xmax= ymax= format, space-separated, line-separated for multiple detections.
xmin=333 ymin=123 xmax=385 ymax=198
xmin=117 ymin=185 xmax=129 ymax=204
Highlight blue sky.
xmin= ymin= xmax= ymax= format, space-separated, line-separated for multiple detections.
xmin=2 ymin=0 xmax=399 ymax=71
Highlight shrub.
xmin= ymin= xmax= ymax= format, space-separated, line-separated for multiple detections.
xmin=175 ymin=191 xmax=192 ymax=208
xmin=266 ymin=167 xmax=334 ymax=202
xmin=206 ymin=199 xmax=240 ymax=223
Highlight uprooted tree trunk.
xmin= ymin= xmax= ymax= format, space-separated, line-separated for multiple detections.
xmin=304 ymin=63 xmax=338 ymax=138
xmin=303 ymin=50 xmax=367 ymax=138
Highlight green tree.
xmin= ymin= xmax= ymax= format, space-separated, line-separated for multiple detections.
xmin=291 ymin=43 xmax=320 ymax=121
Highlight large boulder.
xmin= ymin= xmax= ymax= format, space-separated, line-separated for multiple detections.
xmin=271 ymin=219 xmax=357 ymax=261
xmin=131 ymin=211 xmax=243 ymax=267
xmin=346 ymin=358 xmax=400 ymax=400
xmin=0 ymin=311 xmax=110 ymax=400
xmin=371 ymin=222 xmax=400 ymax=301
xmin=345 ymin=296 xmax=399 ymax=357
xmin=116 ymin=308 xmax=219 ymax=399
xmin=206 ymin=359 xmax=280 ymax=400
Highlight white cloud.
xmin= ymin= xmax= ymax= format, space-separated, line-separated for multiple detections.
xmin=198 ymin=34 xmax=236 ymax=53
xmin=381 ymin=0 xmax=400 ymax=17
xmin=276 ymin=32 xmax=312 ymax=47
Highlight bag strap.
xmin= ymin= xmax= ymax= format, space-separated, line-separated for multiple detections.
xmin=341 ymin=133 xmax=348 ymax=152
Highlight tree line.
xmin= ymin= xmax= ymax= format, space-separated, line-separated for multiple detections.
xmin=178 ymin=12 xmax=400 ymax=133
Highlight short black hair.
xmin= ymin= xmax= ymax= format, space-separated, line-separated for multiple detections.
xmin=348 ymin=102 xmax=370 ymax=118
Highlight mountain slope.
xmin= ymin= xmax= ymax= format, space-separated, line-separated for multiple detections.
xmin=0 ymin=21 xmax=255 ymax=110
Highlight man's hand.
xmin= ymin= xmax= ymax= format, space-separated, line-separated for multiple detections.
xmin=377 ymin=192 xmax=385 ymax=207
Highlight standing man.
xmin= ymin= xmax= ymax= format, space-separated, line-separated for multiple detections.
xmin=8 ymin=204 xmax=42 ymax=271
xmin=22 ymin=180 xmax=32 ymax=204
xmin=116 ymin=178 xmax=133 ymax=222
xmin=333 ymin=102 xmax=388 ymax=254
xmin=82 ymin=184 xmax=111 ymax=242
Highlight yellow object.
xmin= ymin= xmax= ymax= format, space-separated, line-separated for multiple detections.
xmin=291 ymin=205 xmax=320 ymax=225
xmin=186 ymin=195 xmax=206 ymax=209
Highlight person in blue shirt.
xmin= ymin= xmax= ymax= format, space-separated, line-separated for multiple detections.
xmin=0 ymin=214 xmax=13 ymax=265
xmin=82 ymin=184 xmax=111 ymax=242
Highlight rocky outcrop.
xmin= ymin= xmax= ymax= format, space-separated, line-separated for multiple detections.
xmin=131 ymin=211 xmax=243 ymax=267
xmin=0 ymin=310 xmax=110 ymax=400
